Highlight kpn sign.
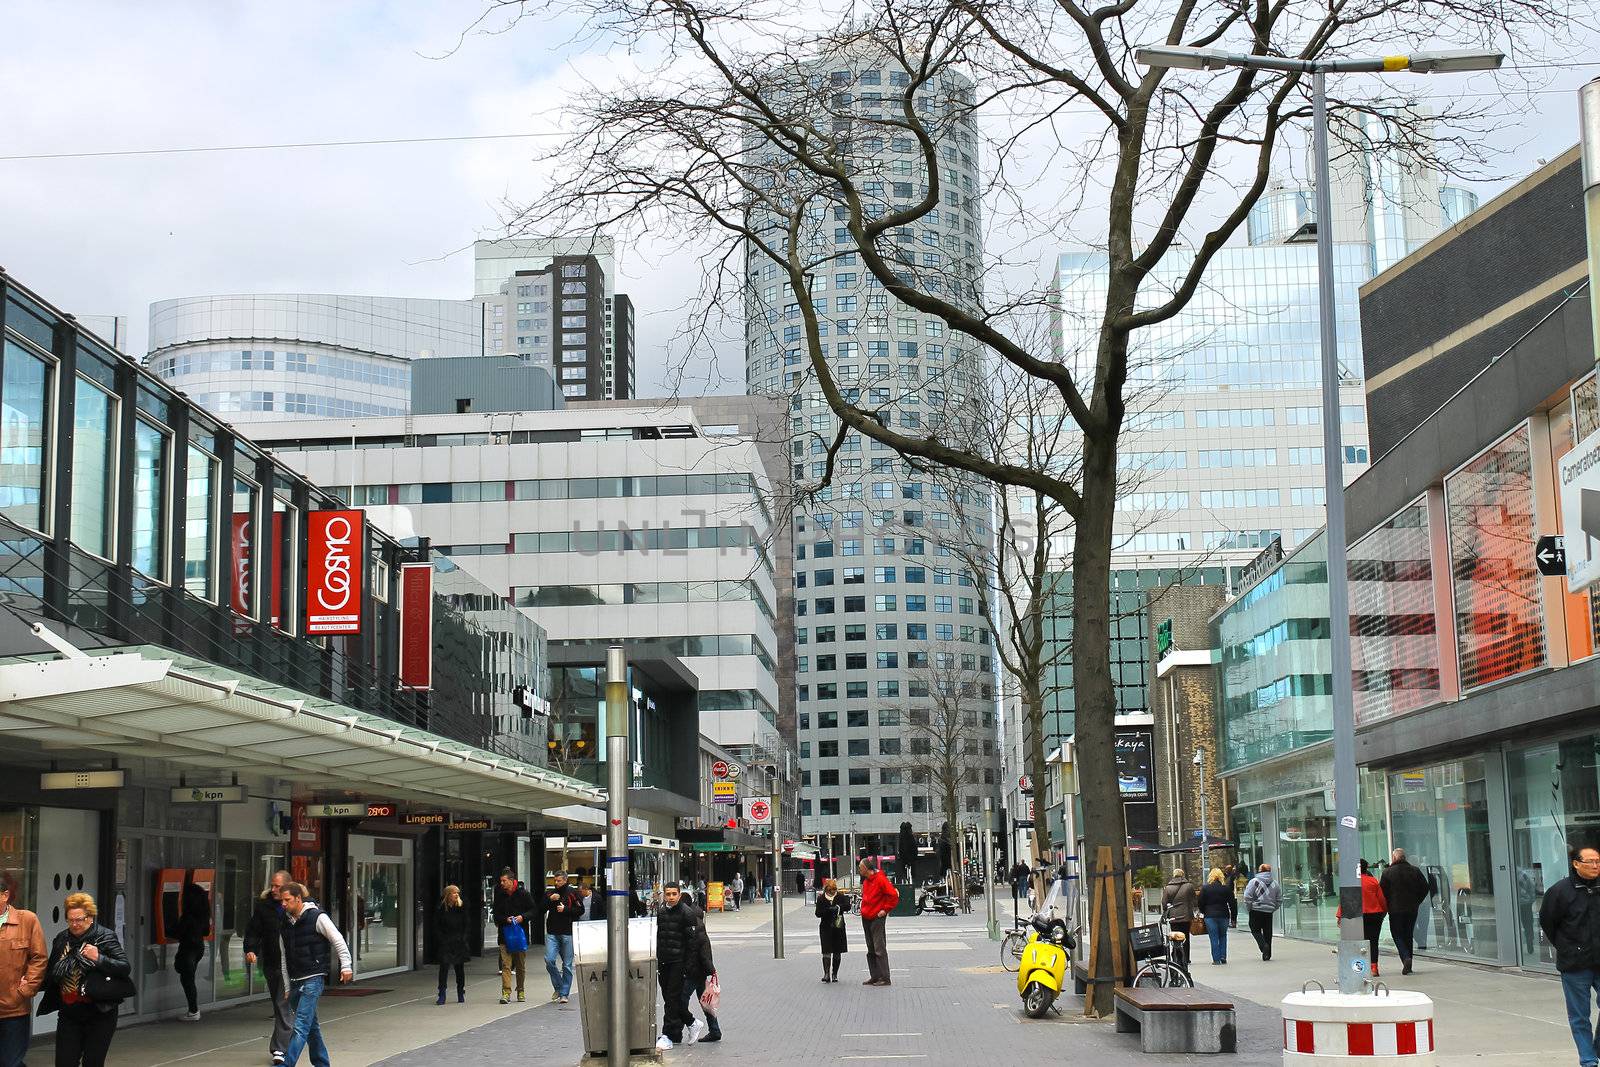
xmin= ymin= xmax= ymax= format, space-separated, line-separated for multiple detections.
xmin=1560 ymin=431 xmax=1600 ymax=593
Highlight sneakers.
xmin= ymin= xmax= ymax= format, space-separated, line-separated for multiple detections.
xmin=271 ymin=1054 xmax=285 ymax=1066
xmin=699 ymin=1031 xmax=722 ymax=1043
xmin=517 ymin=991 xmax=526 ymax=1003
xmin=655 ymin=1034 xmax=674 ymax=1052
xmin=686 ymin=1019 xmax=705 ymax=1044
xmin=436 ymin=990 xmax=446 ymax=1005
xmin=559 ymin=995 xmax=569 ymax=1004
xmin=551 ymin=991 xmax=563 ymax=1002
xmin=179 ymin=1010 xmax=201 ymax=1022
xmin=499 ymin=994 xmax=510 ymax=1005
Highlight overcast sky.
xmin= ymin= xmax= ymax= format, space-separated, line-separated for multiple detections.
xmin=1 ymin=4 xmax=1595 ymax=398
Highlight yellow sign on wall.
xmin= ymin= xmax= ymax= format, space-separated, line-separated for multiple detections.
xmin=712 ymin=781 xmax=738 ymax=798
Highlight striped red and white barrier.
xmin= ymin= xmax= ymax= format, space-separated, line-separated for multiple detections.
xmin=1282 ymin=989 xmax=1435 ymax=1065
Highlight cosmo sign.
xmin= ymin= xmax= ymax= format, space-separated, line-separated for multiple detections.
xmin=306 ymin=510 xmax=364 ymax=634
xmin=1560 ymin=429 xmax=1600 ymax=593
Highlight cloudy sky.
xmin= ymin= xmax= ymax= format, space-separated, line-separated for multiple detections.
xmin=1 ymin=3 xmax=1595 ymax=397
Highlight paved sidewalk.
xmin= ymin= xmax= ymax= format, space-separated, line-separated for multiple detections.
xmin=1198 ymin=932 xmax=1574 ymax=1066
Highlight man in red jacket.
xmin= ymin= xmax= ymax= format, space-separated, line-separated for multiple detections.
xmin=858 ymin=860 xmax=900 ymax=986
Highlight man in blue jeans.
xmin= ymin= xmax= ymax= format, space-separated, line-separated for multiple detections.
xmin=278 ymin=882 xmax=353 ymax=1067
xmin=1541 ymin=845 xmax=1600 ymax=1067
xmin=543 ymin=871 xmax=583 ymax=1004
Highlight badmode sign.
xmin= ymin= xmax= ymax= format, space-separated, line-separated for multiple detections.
xmin=1560 ymin=431 xmax=1600 ymax=593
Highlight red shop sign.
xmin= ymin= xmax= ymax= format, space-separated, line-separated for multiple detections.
xmin=306 ymin=510 xmax=364 ymax=635
xmin=398 ymin=562 xmax=433 ymax=690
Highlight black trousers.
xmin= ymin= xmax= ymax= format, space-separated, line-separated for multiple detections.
xmin=658 ymin=962 xmax=692 ymax=1041
xmin=1248 ymin=910 xmax=1274 ymax=959
xmin=863 ymin=917 xmax=890 ymax=983
xmin=54 ymin=1003 xmax=117 ymax=1067
xmin=174 ymin=943 xmax=204 ymax=1013
xmin=437 ymin=961 xmax=465 ymax=993
xmin=1389 ymin=910 xmax=1418 ymax=963
xmin=1363 ymin=912 xmax=1385 ymax=968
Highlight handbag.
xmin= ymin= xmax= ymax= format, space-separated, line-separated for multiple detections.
xmin=699 ymin=973 xmax=721 ymax=1015
xmin=503 ymin=921 xmax=529 ymax=954
xmin=1189 ymin=915 xmax=1207 ymax=935
xmin=84 ymin=970 xmax=137 ymax=1004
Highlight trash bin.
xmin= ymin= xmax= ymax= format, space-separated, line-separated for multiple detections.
xmin=574 ymin=917 xmax=658 ymax=1058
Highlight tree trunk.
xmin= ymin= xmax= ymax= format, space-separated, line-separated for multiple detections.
xmin=1073 ymin=431 xmax=1129 ymax=1017
xmin=1023 ymin=678 xmax=1052 ymax=907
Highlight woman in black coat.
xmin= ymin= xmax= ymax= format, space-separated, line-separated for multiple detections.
xmin=814 ymin=878 xmax=851 ymax=983
xmin=39 ymin=892 xmax=131 ymax=1067
xmin=436 ymin=885 xmax=470 ymax=1005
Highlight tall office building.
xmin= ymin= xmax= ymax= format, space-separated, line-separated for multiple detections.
xmin=474 ymin=238 xmax=635 ymax=399
xmin=744 ymin=54 xmax=1002 ymax=840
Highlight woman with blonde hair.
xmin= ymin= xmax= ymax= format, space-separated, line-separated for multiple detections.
xmin=1196 ymin=867 xmax=1238 ymax=965
xmin=814 ymin=877 xmax=852 ymax=982
xmin=435 ymin=885 xmax=469 ymax=1005
xmin=38 ymin=892 xmax=131 ymax=1067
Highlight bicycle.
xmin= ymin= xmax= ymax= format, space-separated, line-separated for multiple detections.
xmin=1129 ymin=911 xmax=1193 ymax=988
xmin=1000 ymin=916 xmax=1030 ymax=972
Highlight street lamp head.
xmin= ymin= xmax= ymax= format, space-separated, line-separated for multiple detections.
xmin=1192 ymin=748 xmax=1204 ymax=767
xmin=1135 ymin=45 xmax=1234 ymax=72
xmin=1401 ymin=49 xmax=1505 ymax=73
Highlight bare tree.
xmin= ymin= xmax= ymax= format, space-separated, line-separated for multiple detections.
xmin=498 ymin=0 xmax=1567 ymax=1010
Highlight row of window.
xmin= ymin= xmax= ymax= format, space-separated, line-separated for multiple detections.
xmin=512 ymin=580 xmax=774 ymax=618
xmin=798 ymin=565 xmax=975 ymax=586
xmin=197 ymin=391 xmax=405 ymax=417
xmin=347 ymin=472 xmax=759 ymax=506
xmin=800 ymin=650 xmax=991 ymax=673
xmin=152 ymin=348 xmax=410 ymax=389
xmin=797 ymin=622 xmax=990 ymax=646
xmin=798 ymin=593 xmax=976 ymax=616
xmin=801 ymin=795 xmax=990 ymax=816
xmin=799 ymin=680 xmax=993 ymax=701
xmin=800 ymin=708 xmax=995 ymax=729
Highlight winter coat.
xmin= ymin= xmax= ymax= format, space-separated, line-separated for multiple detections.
xmin=1161 ymin=876 xmax=1198 ymax=921
xmin=860 ymin=871 xmax=900 ymax=920
xmin=0 ymin=907 xmax=46 ymax=1021
xmin=436 ymin=904 xmax=470 ymax=967
xmin=1197 ymin=882 xmax=1237 ymax=923
xmin=177 ymin=883 xmax=211 ymax=948
xmin=242 ymin=893 xmax=287 ymax=976
xmin=686 ymin=917 xmax=716 ymax=985
xmin=492 ymin=883 xmax=538 ymax=948
xmin=815 ymin=892 xmax=852 ymax=954
xmin=544 ymin=886 xmax=584 ymax=937
xmin=1243 ymin=871 xmax=1282 ymax=913
xmin=38 ymin=921 xmax=130 ymax=1016
xmin=1540 ymin=874 xmax=1600 ymax=973
xmin=655 ymin=900 xmax=703 ymax=964
xmin=1379 ymin=860 xmax=1430 ymax=914
xmin=1336 ymin=874 xmax=1388 ymax=918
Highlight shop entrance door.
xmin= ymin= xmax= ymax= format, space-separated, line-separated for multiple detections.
xmin=350 ymin=834 xmax=412 ymax=976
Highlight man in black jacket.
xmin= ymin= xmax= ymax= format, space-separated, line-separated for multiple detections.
xmin=492 ymin=869 xmax=537 ymax=1005
xmin=243 ymin=870 xmax=292 ymax=1065
xmin=1541 ymin=844 xmax=1600 ymax=1067
xmin=654 ymin=882 xmax=702 ymax=1051
xmin=543 ymin=871 xmax=583 ymax=1003
xmin=1379 ymin=848 xmax=1431 ymax=975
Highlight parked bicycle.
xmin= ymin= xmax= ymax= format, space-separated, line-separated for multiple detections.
xmin=1129 ymin=907 xmax=1193 ymax=988
xmin=1001 ymin=878 xmax=1070 ymax=973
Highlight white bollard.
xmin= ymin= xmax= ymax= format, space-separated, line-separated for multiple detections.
xmin=1281 ymin=989 xmax=1435 ymax=1066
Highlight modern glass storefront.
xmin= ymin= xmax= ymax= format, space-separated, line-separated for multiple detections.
xmin=1507 ymin=734 xmax=1600 ymax=971
xmin=1386 ymin=758 xmax=1498 ymax=962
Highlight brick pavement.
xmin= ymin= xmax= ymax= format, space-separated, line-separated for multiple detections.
xmin=376 ymin=899 xmax=1286 ymax=1066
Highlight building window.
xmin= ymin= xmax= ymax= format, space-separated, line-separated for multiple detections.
xmin=1350 ymin=496 xmax=1440 ymax=725
xmin=880 ymin=796 xmax=904 ymax=814
xmin=184 ymin=446 xmax=217 ymax=600
xmin=0 ymin=338 xmax=53 ymax=532
xmin=131 ymin=419 xmax=170 ymax=580
xmin=849 ymin=797 xmax=871 ymax=814
xmin=70 ymin=377 xmax=117 ymax=559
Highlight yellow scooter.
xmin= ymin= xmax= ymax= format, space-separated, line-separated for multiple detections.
xmin=1017 ymin=879 xmax=1074 ymax=1018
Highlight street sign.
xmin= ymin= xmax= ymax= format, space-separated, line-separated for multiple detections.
xmin=170 ymin=785 xmax=246 ymax=804
xmin=726 ymin=763 xmax=741 ymax=781
xmin=1018 ymin=775 xmax=1031 ymax=793
xmin=744 ymin=796 xmax=772 ymax=825
xmin=1156 ymin=618 xmax=1173 ymax=656
xmin=449 ymin=818 xmax=492 ymax=832
xmin=713 ymin=781 xmax=738 ymax=804
xmin=401 ymin=811 xmax=448 ymax=827
xmin=306 ymin=802 xmax=366 ymax=818
xmin=712 ymin=759 xmax=730 ymax=780
xmin=365 ymin=802 xmax=395 ymax=819
xmin=1537 ymin=535 xmax=1568 ymax=577
xmin=1560 ymin=429 xmax=1600 ymax=591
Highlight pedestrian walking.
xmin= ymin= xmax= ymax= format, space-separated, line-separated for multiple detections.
xmin=730 ymin=873 xmax=743 ymax=911
xmin=1380 ymin=848 xmax=1430 ymax=975
xmin=1197 ymin=868 xmax=1237 ymax=965
xmin=1337 ymin=859 xmax=1389 ymax=976
xmin=814 ymin=878 xmax=851 ymax=982
xmin=278 ymin=881 xmax=352 ymax=1067
xmin=492 ymin=868 xmax=536 ymax=1005
xmin=1010 ymin=861 xmax=1029 ymax=915
xmin=1541 ymin=844 xmax=1600 ymax=1067
xmin=174 ymin=873 xmax=210 ymax=1022
xmin=686 ymin=908 xmax=721 ymax=1044
xmin=435 ymin=885 xmax=469 ymax=1005
xmin=763 ymin=871 xmax=774 ymax=902
xmin=38 ymin=893 xmax=131 ymax=1067
xmin=858 ymin=860 xmax=899 ymax=986
xmin=0 ymin=869 xmax=47 ymax=1067
xmin=243 ymin=869 xmax=292 ymax=1064
xmin=543 ymin=871 xmax=582 ymax=1004
xmin=654 ymin=882 xmax=702 ymax=1051
xmin=1242 ymin=864 xmax=1281 ymax=961
xmin=1161 ymin=868 xmax=1198 ymax=971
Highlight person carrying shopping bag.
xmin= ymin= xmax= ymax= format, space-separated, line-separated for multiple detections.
xmin=814 ymin=878 xmax=851 ymax=982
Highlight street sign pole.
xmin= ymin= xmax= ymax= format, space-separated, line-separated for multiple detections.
xmin=983 ymin=798 xmax=998 ymax=941
xmin=770 ymin=791 xmax=784 ymax=959
xmin=604 ymin=645 xmax=630 ymax=1067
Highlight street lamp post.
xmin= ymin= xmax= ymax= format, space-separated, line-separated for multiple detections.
xmin=1136 ymin=42 xmax=1502 ymax=995
xmin=1193 ymin=747 xmax=1208 ymax=876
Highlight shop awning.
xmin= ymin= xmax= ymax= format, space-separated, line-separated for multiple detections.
xmin=0 ymin=643 xmax=605 ymax=817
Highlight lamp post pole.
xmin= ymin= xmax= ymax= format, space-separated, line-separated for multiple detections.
xmin=983 ymin=799 xmax=999 ymax=940
xmin=604 ymin=645 xmax=630 ymax=1066
xmin=1133 ymin=40 xmax=1502 ymax=996
xmin=1195 ymin=748 xmax=1209 ymax=877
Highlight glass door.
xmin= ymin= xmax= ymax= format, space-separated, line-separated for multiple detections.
xmin=350 ymin=835 xmax=412 ymax=975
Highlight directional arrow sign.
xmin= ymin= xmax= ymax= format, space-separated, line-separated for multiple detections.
xmin=1536 ymin=535 xmax=1567 ymax=577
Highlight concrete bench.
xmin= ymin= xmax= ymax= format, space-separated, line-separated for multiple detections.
xmin=1114 ymin=987 xmax=1236 ymax=1054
